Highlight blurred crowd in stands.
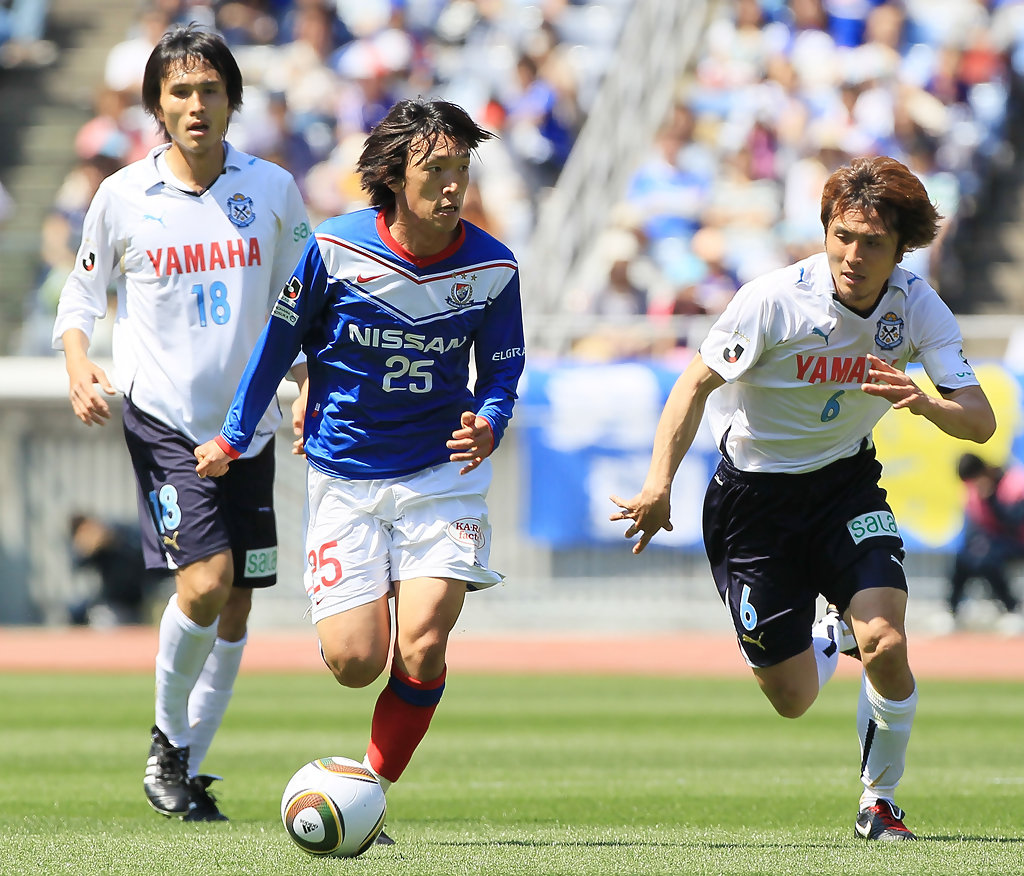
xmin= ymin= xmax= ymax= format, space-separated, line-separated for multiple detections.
xmin=0 ymin=0 xmax=56 ymax=69
xmin=569 ymin=0 xmax=1024 ymax=359
xmin=16 ymin=0 xmax=626 ymax=354
xmin=12 ymin=0 xmax=1024 ymax=360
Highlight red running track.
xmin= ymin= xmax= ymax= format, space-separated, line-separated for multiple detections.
xmin=1 ymin=626 xmax=1022 ymax=679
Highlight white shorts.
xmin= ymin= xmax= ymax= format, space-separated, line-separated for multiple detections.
xmin=302 ymin=459 xmax=503 ymax=622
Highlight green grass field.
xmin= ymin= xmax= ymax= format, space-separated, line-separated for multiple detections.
xmin=0 ymin=671 xmax=1021 ymax=875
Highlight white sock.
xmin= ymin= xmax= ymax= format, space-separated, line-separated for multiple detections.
xmin=362 ymin=754 xmax=392 ymax=794
xmin=857 ymin=672 xmax=917 ymax=808
xmin=155 ymin=594 xmax=218 ymax=748
xmin=186 ymin=634 xmax=246 ymax=776
xmin=810 ymin=614 xmax=840 ymax=690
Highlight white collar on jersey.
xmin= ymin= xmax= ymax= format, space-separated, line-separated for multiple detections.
xmin=142 ymin=141 xmax=244 ymax=194
xmin=801 ymin=250 xmax=912 ymax=301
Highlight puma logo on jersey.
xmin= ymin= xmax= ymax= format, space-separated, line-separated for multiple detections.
xmin=162 ymin=530 xmax=180 ymax=551
xmin=812 ymin=325 xmax=835 ymax=345
xmin=142 ymin=213 xmax=166 ymax=226
xmin=741 ymin=631 xmax=766 ymax=651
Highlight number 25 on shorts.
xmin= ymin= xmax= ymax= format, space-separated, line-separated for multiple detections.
xmin=307 ymin=539 xmax=343 ymax=601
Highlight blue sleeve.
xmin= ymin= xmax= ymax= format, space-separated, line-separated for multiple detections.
xmin=472 ymin=270 xmax=526 ymax=449
xmin=220 ymin=239 xmax=326 ymax=453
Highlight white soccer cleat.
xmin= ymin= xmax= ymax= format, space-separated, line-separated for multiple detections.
xmin=816 ymin=604 xmax=861 ymax=660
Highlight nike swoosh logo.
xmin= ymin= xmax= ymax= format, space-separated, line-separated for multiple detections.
xmin=356 ymin=273 xmax=385 ymax=283
xmin=855 ymin=821 xmax=872 ymax=838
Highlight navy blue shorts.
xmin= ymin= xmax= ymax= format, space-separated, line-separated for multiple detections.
xmin=122 ymin=398 xmax=278 ymax=588
xmin=703 ymin=443 xmax=906 ymax=668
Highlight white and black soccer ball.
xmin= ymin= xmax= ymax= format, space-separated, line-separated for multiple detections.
xmin=280 ymin=756 xmax=387 ymax=858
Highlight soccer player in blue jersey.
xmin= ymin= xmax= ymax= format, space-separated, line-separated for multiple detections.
xmin=611 ymin=156 xmax=995 ymax=841
xmin=53 ymin=25 xmax=310 ymax=821
xmin=195 ymin=98 xmax=526 ymax=840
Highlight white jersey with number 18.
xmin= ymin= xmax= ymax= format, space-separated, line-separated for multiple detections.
xmin=52 ymin=141 xmax=311 ymax=456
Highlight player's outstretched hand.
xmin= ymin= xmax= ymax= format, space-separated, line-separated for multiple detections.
xmin=66 ymin=358 xmax=116 ymax=426
xmin=609 ymin=490 xmax=673 ymax=554
xmin=860 ymin=354 xmax=928 ymax=413
xmin=447 ymin=411 xmax=494 ymax=475
xmin=194 ymin=439 xmax=231 ymax=478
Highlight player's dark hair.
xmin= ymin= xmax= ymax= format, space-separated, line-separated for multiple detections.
xmin=358 ymin=98 xmax=494 ymax=209
xmin=820 ymin=156 xmax=941 ymax=253
xmin=142 ymin=23 xmax=243 ymax=140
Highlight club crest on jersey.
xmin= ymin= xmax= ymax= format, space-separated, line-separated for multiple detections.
xmin=226 ymin=192 xmax=255 ymax=228
xmin=446 ymin=282 xmax=474 ymax=308
xmin=874 ymin=311 xmax=904 ymax=350
xmin=446 ymin=517 xmax=486 ymax=549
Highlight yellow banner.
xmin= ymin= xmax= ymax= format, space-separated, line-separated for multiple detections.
xmin=873 ymin=363 xmax=1022 ymax=548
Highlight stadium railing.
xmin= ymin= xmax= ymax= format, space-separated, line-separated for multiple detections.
xmin=520 ymin=0 xmax=710 ymax=334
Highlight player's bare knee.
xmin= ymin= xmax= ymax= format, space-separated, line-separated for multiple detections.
xmin=176 ymin=577 xmax=231 ymax=627
xmin=324 ymin=649 xmax=387 ymax=688
xmin=195 ymin=585 xmax=230 ymax=618
xmin=178 ymin=559 xmax=232 ymax=604
xmin=855 ymin=621 xmax=906 ymax=663
xmin=861 ymin=635 xmax=909 ymax=687
xmin=767 ymin=691 xmax=814 ymax=719
xmin=757 ymin=676 xmax=815 ymax=719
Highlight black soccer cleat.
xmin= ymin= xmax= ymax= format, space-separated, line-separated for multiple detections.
xmin=182 ymin=774 xmax=229 ymax=822
xmin=826 ymin=604 xmax=861 ymax=660
xmin=855 ymin=800 xmax=917 ymax=841
xmin=144 ymin=725 xmax=192 ymax=816
xmin=374 ymin=830 xmax=395 ymax=846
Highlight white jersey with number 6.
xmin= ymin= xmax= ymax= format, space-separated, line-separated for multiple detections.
xmin=700 ymin=252 xmax=980 ymax=474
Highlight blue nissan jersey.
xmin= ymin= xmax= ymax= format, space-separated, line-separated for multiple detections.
xmin=219 ymin=208 xmax=526 ymax=479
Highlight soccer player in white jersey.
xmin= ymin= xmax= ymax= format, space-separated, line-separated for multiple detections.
xmin=195 ymin=98 xmax=525 ymax=842
xmin=52 ymin=25 xmax=311 ymax=821
xmin=611 ymin=156 xmax=995 ymax=841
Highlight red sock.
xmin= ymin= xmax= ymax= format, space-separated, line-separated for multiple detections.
xmin=366 ymin=665 xmax=446 ymax=783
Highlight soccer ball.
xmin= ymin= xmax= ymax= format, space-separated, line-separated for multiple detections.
xmin=280 ymin=756 xmax=387 ymax=858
